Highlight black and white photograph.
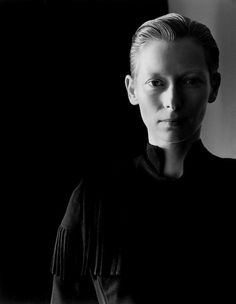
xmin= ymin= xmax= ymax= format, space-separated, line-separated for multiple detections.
xmin=1 ymin=0 xmax=236 ymax=303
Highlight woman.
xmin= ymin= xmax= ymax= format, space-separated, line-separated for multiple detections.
xmin=50 ymin=13 xmax=236 ymax=303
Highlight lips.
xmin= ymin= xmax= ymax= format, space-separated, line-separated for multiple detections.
xmin=159 ymin=117 xmax=185 ymax=123
xmin=158 ymin=117 xmax=186 ymax=127
xmin=162 ymin=119 xmax=180 ymax=122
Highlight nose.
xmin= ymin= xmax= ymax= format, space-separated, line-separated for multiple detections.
xmin=162 ymin=84 xmax=182 ymax=111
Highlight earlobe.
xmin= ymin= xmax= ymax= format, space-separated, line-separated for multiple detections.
xmin=209 ymin=72 xmax=221 ymax=103
xmin=208 ymin=92 xmax=217 ymax=103
xmin=125 ymin=75 xmax=138 ymax=105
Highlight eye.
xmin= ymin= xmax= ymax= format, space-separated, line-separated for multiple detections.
xmin=182 ymin=77 xmax=203 ymax=87
xmin=147 ymin=79 xmax=165 ymax=87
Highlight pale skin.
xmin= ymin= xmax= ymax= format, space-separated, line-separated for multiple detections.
xmin=125 ymin=38 xmax=221 ymax=178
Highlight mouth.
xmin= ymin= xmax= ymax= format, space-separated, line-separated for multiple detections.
xmin=158 ymin=118 xmax=186 ymax=127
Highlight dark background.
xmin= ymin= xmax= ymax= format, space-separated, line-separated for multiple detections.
xmin=1 ymin=0 xmax=168 ymax=302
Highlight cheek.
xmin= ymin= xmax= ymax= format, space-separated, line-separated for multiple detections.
xmin=137 ymin=89 xmax=160 ymax=113
xmin=185 ymin=89 xmax=209 ymax=116
xmin=138 ymin=97 xmax=158 ymax=125
xmin=198 ymin=103 xmax=207 ymax=123
xmin=188 ymin=100 xmax=207 ymax=125
xmin=138 ymin=104 xmax=151 ymax=127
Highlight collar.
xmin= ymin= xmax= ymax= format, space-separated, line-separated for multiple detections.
xmin=139 ymin=139 xmax=210 ymax=181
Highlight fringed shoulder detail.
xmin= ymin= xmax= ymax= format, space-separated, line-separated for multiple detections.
xmin=51 ymin=225 xmax=69 ymax=280
xmin=51 ymin=178 xmax=90 ymax=280
xmin=51 ymin=175 xmax=123 ymax=281
xmin=51 ymin=224 xmax=88 ymax=280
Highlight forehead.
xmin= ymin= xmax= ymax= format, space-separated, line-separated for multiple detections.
xmin=135 ymin=38 xmax=208 ymax=78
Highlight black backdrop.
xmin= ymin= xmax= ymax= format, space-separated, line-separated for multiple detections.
xmin=1 ymin=0 xmax=168 ymax=302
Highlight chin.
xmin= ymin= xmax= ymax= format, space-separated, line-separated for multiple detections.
xmin=160 ymin=137 xmax=189 ymax=144
xmin=148 ymin=125 xmax=201 ymax=146
xmin=150 ymin=127 xmax=200 ymax=145
xmin=163 ymin=129 xmax=201 ymax=144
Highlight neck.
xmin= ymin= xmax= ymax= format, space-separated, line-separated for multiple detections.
xmin=148 ymin=131 xmax=200 ymax=179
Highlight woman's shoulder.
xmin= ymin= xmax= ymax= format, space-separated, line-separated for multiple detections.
xmin=60 ymin=157 xmax=135 ymax=230
xmin=216 ymin=156 xmax=236 ymax=182
xmin=200 ymin=146 xmax=236 ymax=189
xmin=208 ymin=151 xmax=236 ymax=173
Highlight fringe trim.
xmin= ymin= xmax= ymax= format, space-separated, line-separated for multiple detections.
xmin=51 ymin=225 xmax=70 ymax=281
xmin=51 ymin=225 xmax=121 ymax=281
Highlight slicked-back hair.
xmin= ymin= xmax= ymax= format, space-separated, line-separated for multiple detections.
xmin=130 ymin=13 xmax=219 ymax=78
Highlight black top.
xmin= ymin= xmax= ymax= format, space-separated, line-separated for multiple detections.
xmin=51 ymin=140 xmax=236 ymax=303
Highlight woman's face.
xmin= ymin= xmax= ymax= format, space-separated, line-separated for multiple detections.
xmin=125 ymin=38 xmax=216 ymax=146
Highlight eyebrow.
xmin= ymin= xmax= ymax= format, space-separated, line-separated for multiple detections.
xmin=146 ymin=69 xmax=207 ymax=78
xmin=181 ymin=69 xmax=208 ymax=76
xmin=147 ymin=72 xmax=162 ymax=77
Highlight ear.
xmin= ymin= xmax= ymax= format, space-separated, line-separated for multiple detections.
xmin=125 ymin=75 xmax=139 ymax=105
xmin=208 ymin=72 xmax=221 ymax=103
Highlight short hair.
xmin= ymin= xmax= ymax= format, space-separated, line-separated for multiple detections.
xmin=130 ymin=13 xmax=219 ymax=78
